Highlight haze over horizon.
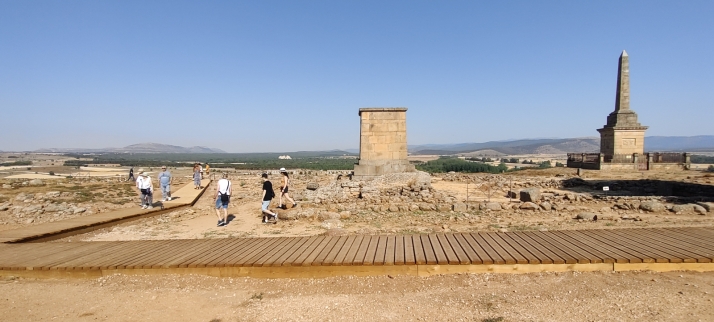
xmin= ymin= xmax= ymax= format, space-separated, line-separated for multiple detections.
xmin=2 ymin=1 xmax=712 ymax=153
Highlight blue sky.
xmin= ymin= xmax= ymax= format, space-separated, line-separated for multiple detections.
xmin=1 ymin=1 xmax=712 ymax=152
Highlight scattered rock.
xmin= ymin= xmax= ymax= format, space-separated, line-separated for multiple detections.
xmin=696 ymin=202 xmax=713 ymax=212
xmin=484 ymin=202 xmax=502 ymax=211
xmin=320 ymin=219 xmax=343 ymax=229
xmin=640 ymin=201 xmax=665 ymax=212
xmin=2 ymin=184 xmax=11 ymax=189
xmin=317 ymin=211 xmax=340 ymax=221
xmin=25 ymin=218 xmax=34 ymax=224
xmin=576 ymin=212 xmax=598 ymax=221
xmin=694 ymin=205 xmax=707 ymax=215
xmin=28 ymin=179 xmax=44 ymax=186
xmin=452 ymin=203 xmax=467 ymax=212
xmin=73 ymin=207 xmax=87 ymax=214
xmin=539 ymin=202 xmax=552 ymax=211
xmin=520 ymin=202 xmax=538 ymax=210
xmin=324 ymin=228 xmax=346 ymax=236
xmin=519 ymin=188 xmax=541 ymax=202
xmin=306 ymin=182 xmax=319 ymax=191
xmin=671 ymin=204 xmax=694 ymax=214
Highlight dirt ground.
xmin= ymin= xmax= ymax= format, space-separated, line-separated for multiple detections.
xmin=2 ymin=271 xmax=713 ymax=321
xmin=54 ymin=166 xmax=714 ymax=242
xmin=3 ymin=158 xmax=714 ymax=321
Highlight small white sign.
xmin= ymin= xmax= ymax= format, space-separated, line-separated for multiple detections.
xmin=602 ymin=186 xmax=610 ymax=191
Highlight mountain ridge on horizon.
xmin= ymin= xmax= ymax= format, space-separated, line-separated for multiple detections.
xmin=9 ymin=135 xmax=714 ymax=155
xmin=408 ymin=135 xmax=714 ymax=155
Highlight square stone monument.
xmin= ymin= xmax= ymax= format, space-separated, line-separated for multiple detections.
xmin=353 ymin=107 xmax=416 ymax=178
xmin=597 ymin=50 xmax=648 ymax=157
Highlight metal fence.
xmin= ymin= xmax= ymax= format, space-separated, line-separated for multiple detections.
xmin=567 ymin=153 xmax=600 ymax=163
xmin=604 ymin=154 xmax=635 ymax=163
xmin=651 ymin=152 xmax=685 ymax=164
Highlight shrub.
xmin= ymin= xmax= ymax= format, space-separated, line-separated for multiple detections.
xmin=707 ymin=165 xmax=714 ymax=172
xmin=49 ymin=171 xmax=55 ymax=176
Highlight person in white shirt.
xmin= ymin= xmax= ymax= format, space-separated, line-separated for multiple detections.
xmin=136 ymin=170 xmax=154 ymax=209
xmin=214 ymin=173 xmax=231 ymax=227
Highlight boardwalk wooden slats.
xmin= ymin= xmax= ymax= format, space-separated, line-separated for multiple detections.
xmin=582 ymin=230 xmax=655 ymax=263
xmin=513 ymin=232 xmax=565 ymax=264
xmin=3 ymin=229 xmax=714 ymax=276
xmin=384 ymin=236 xmax=396 ymax=266
xmin=562 ymin=230 xmax=634 ymax=263
xmin=551 ymin=231 xmax=615 ymax=264
xmin=428 ymin=234 xmax=449 ymax=265
xmin=443 ymin=234 xmax=470 ymax=265
xmin=485 ymin=233 xmax=530 ymax=264
xmin=326 ymin=236 xmax=354 ymax=266
xmin=453 ymin=233 xmax=487 ymax=264
xmin=466 ymin=233 xmax=503 ymax=264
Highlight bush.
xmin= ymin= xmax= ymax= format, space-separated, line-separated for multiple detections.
xmin=555 ymin=162 xmax=565 ymax=167
xmin=707 ymin=165 xmax=714 ymax=172
xmin=49 ymin=171 xmax=55 ymax=176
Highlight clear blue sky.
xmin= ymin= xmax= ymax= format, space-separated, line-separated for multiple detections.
xmin=1 ymin=1 xmax=712 ymax=152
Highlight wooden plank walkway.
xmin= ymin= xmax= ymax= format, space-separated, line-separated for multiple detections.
xmin=1 ymin=227 xmax=713 ymax=278
xmin=0 ymin=179 xmax=211 ymax=243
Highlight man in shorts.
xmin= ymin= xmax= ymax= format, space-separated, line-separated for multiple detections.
xmin=215 ymin=173 xmax=231 ymax=227
xmin=261 ymin=173 xmax=278 ymax=224
xmin=136 ymin=170 xmax=153 ymax=209
xmin=157 ymin=166 xmax=172 ymax=201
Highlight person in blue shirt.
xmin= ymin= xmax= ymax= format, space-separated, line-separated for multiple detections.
xmin=157 ymin=166 xmax=173 ymax=201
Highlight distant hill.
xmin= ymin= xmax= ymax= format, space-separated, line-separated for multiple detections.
xmin=114 ymin=143 xmax=226 ymax=153
xmin=644 ymin=136 xmax=714 ymax=152
xmin=409 ymin=138 xmax=599 ymax=155
xmin=410 ymin=136 xmax=714 ymax=155
xmin=34 ymin=143 xmax=226 ymax=154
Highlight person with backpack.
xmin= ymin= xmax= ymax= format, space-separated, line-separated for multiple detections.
xmin=261 ymin=173 xmax=278 ymax=224
xmin=214 ymin=173 xmax=231 ymax=227
xmin=136 ymin=170 xmax=153 ymax=209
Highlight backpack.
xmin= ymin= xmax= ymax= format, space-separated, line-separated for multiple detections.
xmin=219 ymin=181 xmax=231 ymax=202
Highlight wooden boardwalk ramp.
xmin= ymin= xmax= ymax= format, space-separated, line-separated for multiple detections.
xmin=0 ymin=179 xmax=211 ymax=243
xmin=1 ymin=227 xmax=714 ymax=279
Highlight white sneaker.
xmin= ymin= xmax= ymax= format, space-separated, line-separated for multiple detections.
xmin=147 ymin=206 xmax=153 ymax=209
xmin=167 ymin=197 xmax=172 ymax=201
xmin=142 ymin=205 xmax=147 ymax=209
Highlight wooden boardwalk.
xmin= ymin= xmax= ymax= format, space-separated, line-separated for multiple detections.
xmin=0 ymin=179 xmax=211 ymax=243
xmin=2 ymin=227 xmax=714 ymax=278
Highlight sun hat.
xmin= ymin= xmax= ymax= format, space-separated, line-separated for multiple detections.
xmin=279 ymin=168 xmax=287 ymax=172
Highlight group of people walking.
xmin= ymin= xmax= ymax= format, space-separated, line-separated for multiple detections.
xmin=214 ymin=167 xmax=296 ymax=227
xmin=133 ymin=166 xmax=173 ymax=209
xmin=129 ymin=164 xmax=296 ymax=226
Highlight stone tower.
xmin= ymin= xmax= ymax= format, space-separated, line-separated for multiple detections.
xmin=597 ymin=50 xmax=648 ymax=157
xmin=353 ymin=107 xmax=415 ymax=178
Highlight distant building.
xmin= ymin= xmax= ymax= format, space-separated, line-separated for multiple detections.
xmin=278 ymin=155 xmax=292 ymax=160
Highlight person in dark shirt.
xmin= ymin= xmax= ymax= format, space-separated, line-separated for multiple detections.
xmin=261 ymin=173 xmax=278 ymax=224
xmin=127 ymin=167 xmax=135 ymax=181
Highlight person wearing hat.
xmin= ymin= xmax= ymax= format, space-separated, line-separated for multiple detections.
xmin=260 ymin=173 xmax=278 ymax=224
xmin=192 ymin=163 xmax=202 ymax=189
xmin=157 ymin=166 xmax=172 ymax=201
xmin=135 ymin=169 xmax=154 ymax=209
xmin=278 ymin=168 xmax=297 ymax=209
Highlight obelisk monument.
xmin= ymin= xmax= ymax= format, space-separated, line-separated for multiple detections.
xmin=597 ymin=50 xmax=648 ymax=157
